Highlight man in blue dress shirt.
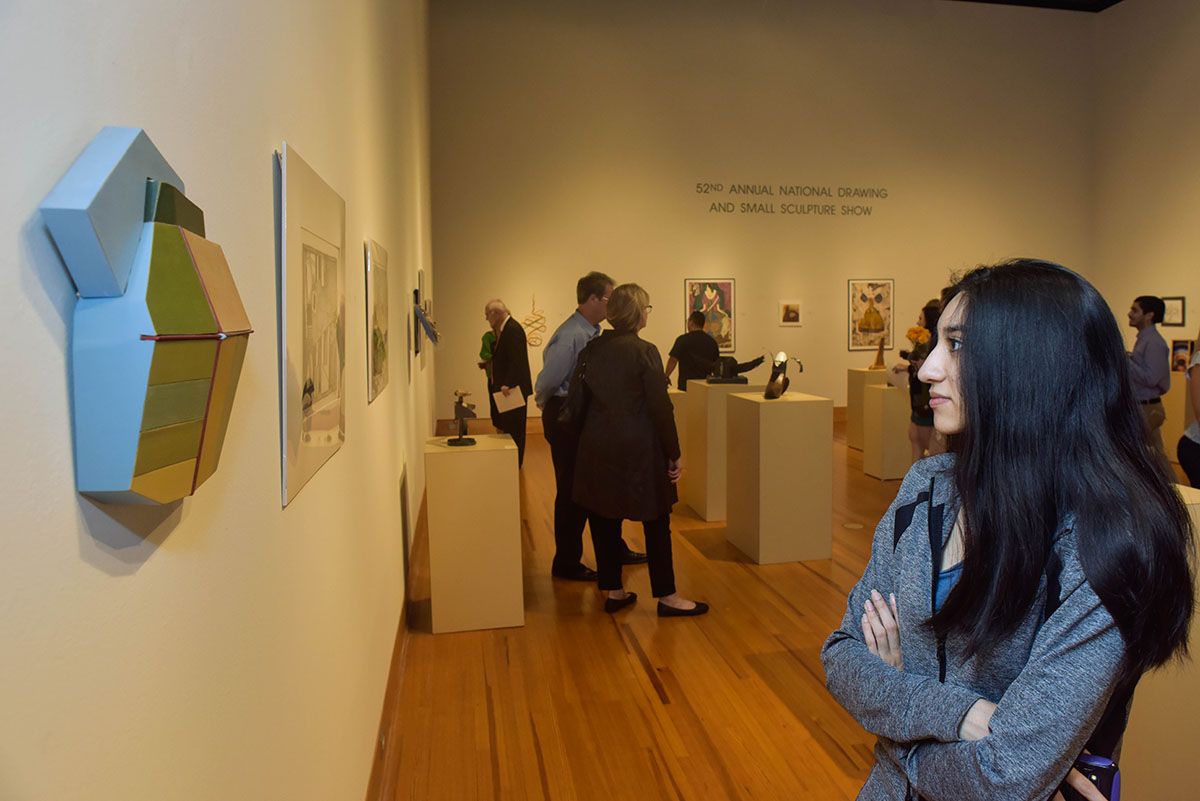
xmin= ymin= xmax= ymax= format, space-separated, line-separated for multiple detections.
xmin=535 ymin=271 xmax=646 ymax=580
xmin=1128 ymin=295 xmax=1171 ymax=458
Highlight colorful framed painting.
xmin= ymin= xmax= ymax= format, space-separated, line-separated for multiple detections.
xmin=1162 ymin=296 xmax=1186 ymax=327
xmin=848 ymin=279 xmax=893 ymax=351
xmin=365 ymin=239 xmax=389 ymax=403
xmin=778 ymin=300 xmax=802 ymax=327
xmin=276 ymin=142 xmax=346 ymax=506
xmin=684 ymin=278 xmax=735 ymax=352
xmin=1172 ymin=340 xmax=1194 ymax=372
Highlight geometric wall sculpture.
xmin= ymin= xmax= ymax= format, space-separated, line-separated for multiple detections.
xmin=41 ymin=127 xmax=252 ymax=504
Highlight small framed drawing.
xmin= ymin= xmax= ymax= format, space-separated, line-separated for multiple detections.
xmin=684 ymin=278 xmax=735 ymax=352
xmin=848 ymin=279 xmax=893 ymax=351
xmin=778 ymin=300 xmax=802 ymax=327
xmin=1161 ymin=296 xmax=1186 ymax=327
xmin=1172 ymin=340 xmax=1194 ymax=372
xmin=276 ymin=142 xmax=346 ymax=506
xmin=365 ymin=239 xmax=389 ymax=403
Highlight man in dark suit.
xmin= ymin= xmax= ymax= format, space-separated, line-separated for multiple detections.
xmin=484 ymin=299 xmax=533 ymax=466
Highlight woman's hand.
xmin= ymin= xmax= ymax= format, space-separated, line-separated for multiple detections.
xmin=667 ymin=458 xmax=682 ymax=484
xmin=861 ymin=590 xmax=902 ymax=669
xmin=1050 ymin=768 xmax=1108 ymax=801
xmin=958 ymin=698 xmax=997 ymax=741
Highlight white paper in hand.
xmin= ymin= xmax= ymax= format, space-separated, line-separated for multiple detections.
xmin=493 ymin=388 xmax=526 ymax=413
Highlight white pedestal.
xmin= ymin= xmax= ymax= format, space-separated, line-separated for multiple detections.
xmin=726 ymin=393 xmax=833 ymax=563
xmin=424 ymin=434 xmax=523 ymax=634
xmin=847 ymin=368 xmax=890 ymax=450
xmin=669 ymin=387 xmax=688 ymax=499
xmin=1121 ymin=484 xmax=1200 ymax=799
xmin=681 ymin=381 xmax=767 ymax=521
xmin=1164 ymin=371 xmax=1190 ymax=463
xmin=862 ymin=384 xmax=912 ymax=480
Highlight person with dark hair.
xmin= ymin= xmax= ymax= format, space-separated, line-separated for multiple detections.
xmin=570 ymin=283 xmax=707 ymax=616
xmin=534 ymin=271 xmax=644 ymax=581
xmin=892 ymin=298 xmax=943 ymax=462
xmin=823 ymin=260 xmax=1194 ymax=801
xmin=665 ymin=310 xmax=719 ymax=390
xmin=1128 ymin=294 xmax=1171 ymax=458
xmin=1177 ymin=323 xmax=1200 ymax=486
xmin=484 ymin=299 xmax=532 ymax=466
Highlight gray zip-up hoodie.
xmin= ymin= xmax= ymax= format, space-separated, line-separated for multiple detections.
xmin=821 ymin=454 xmax=1125 ymax=801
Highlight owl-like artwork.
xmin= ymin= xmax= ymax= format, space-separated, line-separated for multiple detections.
xmin=41 ymin=128 xmax=251 ymax=504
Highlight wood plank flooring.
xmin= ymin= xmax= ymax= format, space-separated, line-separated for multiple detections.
xmin=380 ymin=422 xmax=901 ymax=800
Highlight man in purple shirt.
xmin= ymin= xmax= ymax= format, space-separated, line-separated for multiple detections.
xmin=1128 ymin=295 xmax=1171 ymax=457
xmin=534 ymin=272 xmax=645 ymax=581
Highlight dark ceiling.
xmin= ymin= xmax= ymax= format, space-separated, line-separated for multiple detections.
xmin=947 ymin=0 xmax=1124 ymax=11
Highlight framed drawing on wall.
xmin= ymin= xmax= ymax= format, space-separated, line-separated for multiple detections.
xmin=848 ymin=279 xmax=893 ymax=351
xmin=778 ymin=300 xmax=802 ymax=327
xmin=365 ymin=239 xmax=389 ymax=403
xmin=684 ymin=278 xmax=735 ymax=352
xmin=276 ymin=143 xmax=346 ymax=506
xmin=1162 ymin=296 xmax=1186 ymax=327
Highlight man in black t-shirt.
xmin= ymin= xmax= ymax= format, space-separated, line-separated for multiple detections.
xmin=665 ymin=311 xmax=719 ymax=390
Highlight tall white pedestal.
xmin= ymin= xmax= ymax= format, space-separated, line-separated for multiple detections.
xmin=847 ymin=368 xmax=890 ymax=450
xmin=862 ymin=384 xmax=912 ymax=480
xmin=669 ymin=387 xmax=689 ymax=499
xmin=1121 ymin=484 xmax=1200 ymax=799
xmin=424 ymin=434 xmax=523 ymax=634
xmin=726 ymin=393 xmax=833 ymax=563
xmin=682 ymin=381 xmax=767 ymax=521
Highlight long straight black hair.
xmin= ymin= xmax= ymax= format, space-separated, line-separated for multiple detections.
xmin=931 ymin=259 xmax=1194 ymax=683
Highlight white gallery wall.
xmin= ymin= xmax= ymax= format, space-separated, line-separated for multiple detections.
xmin=429 ymin=0 xmax=1097 ymax=409
xmin=0 ymin=1 xmax=433 ymax=800
xmin=1093 ymin=0 xmax=1200 ymax=345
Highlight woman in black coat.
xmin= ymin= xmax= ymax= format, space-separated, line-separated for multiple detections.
xmin=569 ymin=283 xmax=708 ymax=617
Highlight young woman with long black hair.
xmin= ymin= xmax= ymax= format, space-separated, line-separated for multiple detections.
xmin=822 ymin=259 xmax=1194 ymax=801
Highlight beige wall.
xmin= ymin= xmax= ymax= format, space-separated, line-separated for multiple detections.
xmin=429 ymin=0 xmax=1095 ymax=408
xmin=1094 ymin=0 xmax=1200 ymax=354
xmin=0 ymin=1 xmax=433 ymax=799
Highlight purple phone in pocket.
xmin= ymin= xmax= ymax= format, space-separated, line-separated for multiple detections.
xmin=1073 ymin=753 xmax=1120 ymax=801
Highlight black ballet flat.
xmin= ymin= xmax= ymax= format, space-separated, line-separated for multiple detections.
xmin=604 ymin=592 xmax=638 ymax=613
xmin=657 ymin=601 xmax=709 ymax=617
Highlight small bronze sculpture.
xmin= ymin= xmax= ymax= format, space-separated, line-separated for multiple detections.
xmin=764 ymin=351 xmax=804 ymax=399
xmin=447 ymin=390 xmax=477 ymax=446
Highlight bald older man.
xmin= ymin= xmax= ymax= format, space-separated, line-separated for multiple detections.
xmin=484 ymin=299 xmax=533 ymax=466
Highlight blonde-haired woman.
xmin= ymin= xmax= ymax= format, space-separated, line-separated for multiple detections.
xmin=569 ymin=283 xmax=708 ymax=616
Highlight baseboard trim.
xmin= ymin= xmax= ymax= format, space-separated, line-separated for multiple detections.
xmin=364 ymin=491 xmax=428 ymax=801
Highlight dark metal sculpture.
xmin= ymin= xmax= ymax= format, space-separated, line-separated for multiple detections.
xmin=447 ymin=390 xmax=477 ymax=446
xmin=764 ymin=351 xmax=804 ymax=399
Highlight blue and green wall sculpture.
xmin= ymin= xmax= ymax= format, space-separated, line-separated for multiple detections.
xmin=42 ymin=127 xmax=252 ymax=504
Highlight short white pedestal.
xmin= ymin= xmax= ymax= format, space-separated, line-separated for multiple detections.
xmin=424 ymin=434 xmax=523 ymax=634
xmin=1163 ymin=371 xmax=1189 ymax=464
xmin=726 ymin=393 xmax=833 ymax=564
xmin=1121 ymin=484 xmax=1200 ymax=799
xmin=669 ymin=387 xmax=689 ymax=499
xmin=847 ymin=368 xmax=890 ymax=450
xmin=862 ymin=384 xmax=912 ymax=480
xmin=682 ymin=381 xmax=767 ymax=521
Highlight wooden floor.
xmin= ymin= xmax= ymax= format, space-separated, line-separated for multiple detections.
xmin=376 ymin=422 xmax=903 ymax=800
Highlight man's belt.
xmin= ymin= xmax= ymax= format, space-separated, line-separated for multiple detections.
xmin=1140 ymin=397 xmax=1163 ymax=405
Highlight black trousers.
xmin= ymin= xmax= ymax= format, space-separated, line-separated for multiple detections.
xmin=544 ymin=397 xmax=633 ymax=571
xmin=496 ymin=407 xmax=527 ymax=467
xmin=590 ymin=512 xmax=675 ymax=597
xmin=1179 ymin=435 xmax=1200 ymax=487
xmin=543 ymin=397 xmax=591 ymax=571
